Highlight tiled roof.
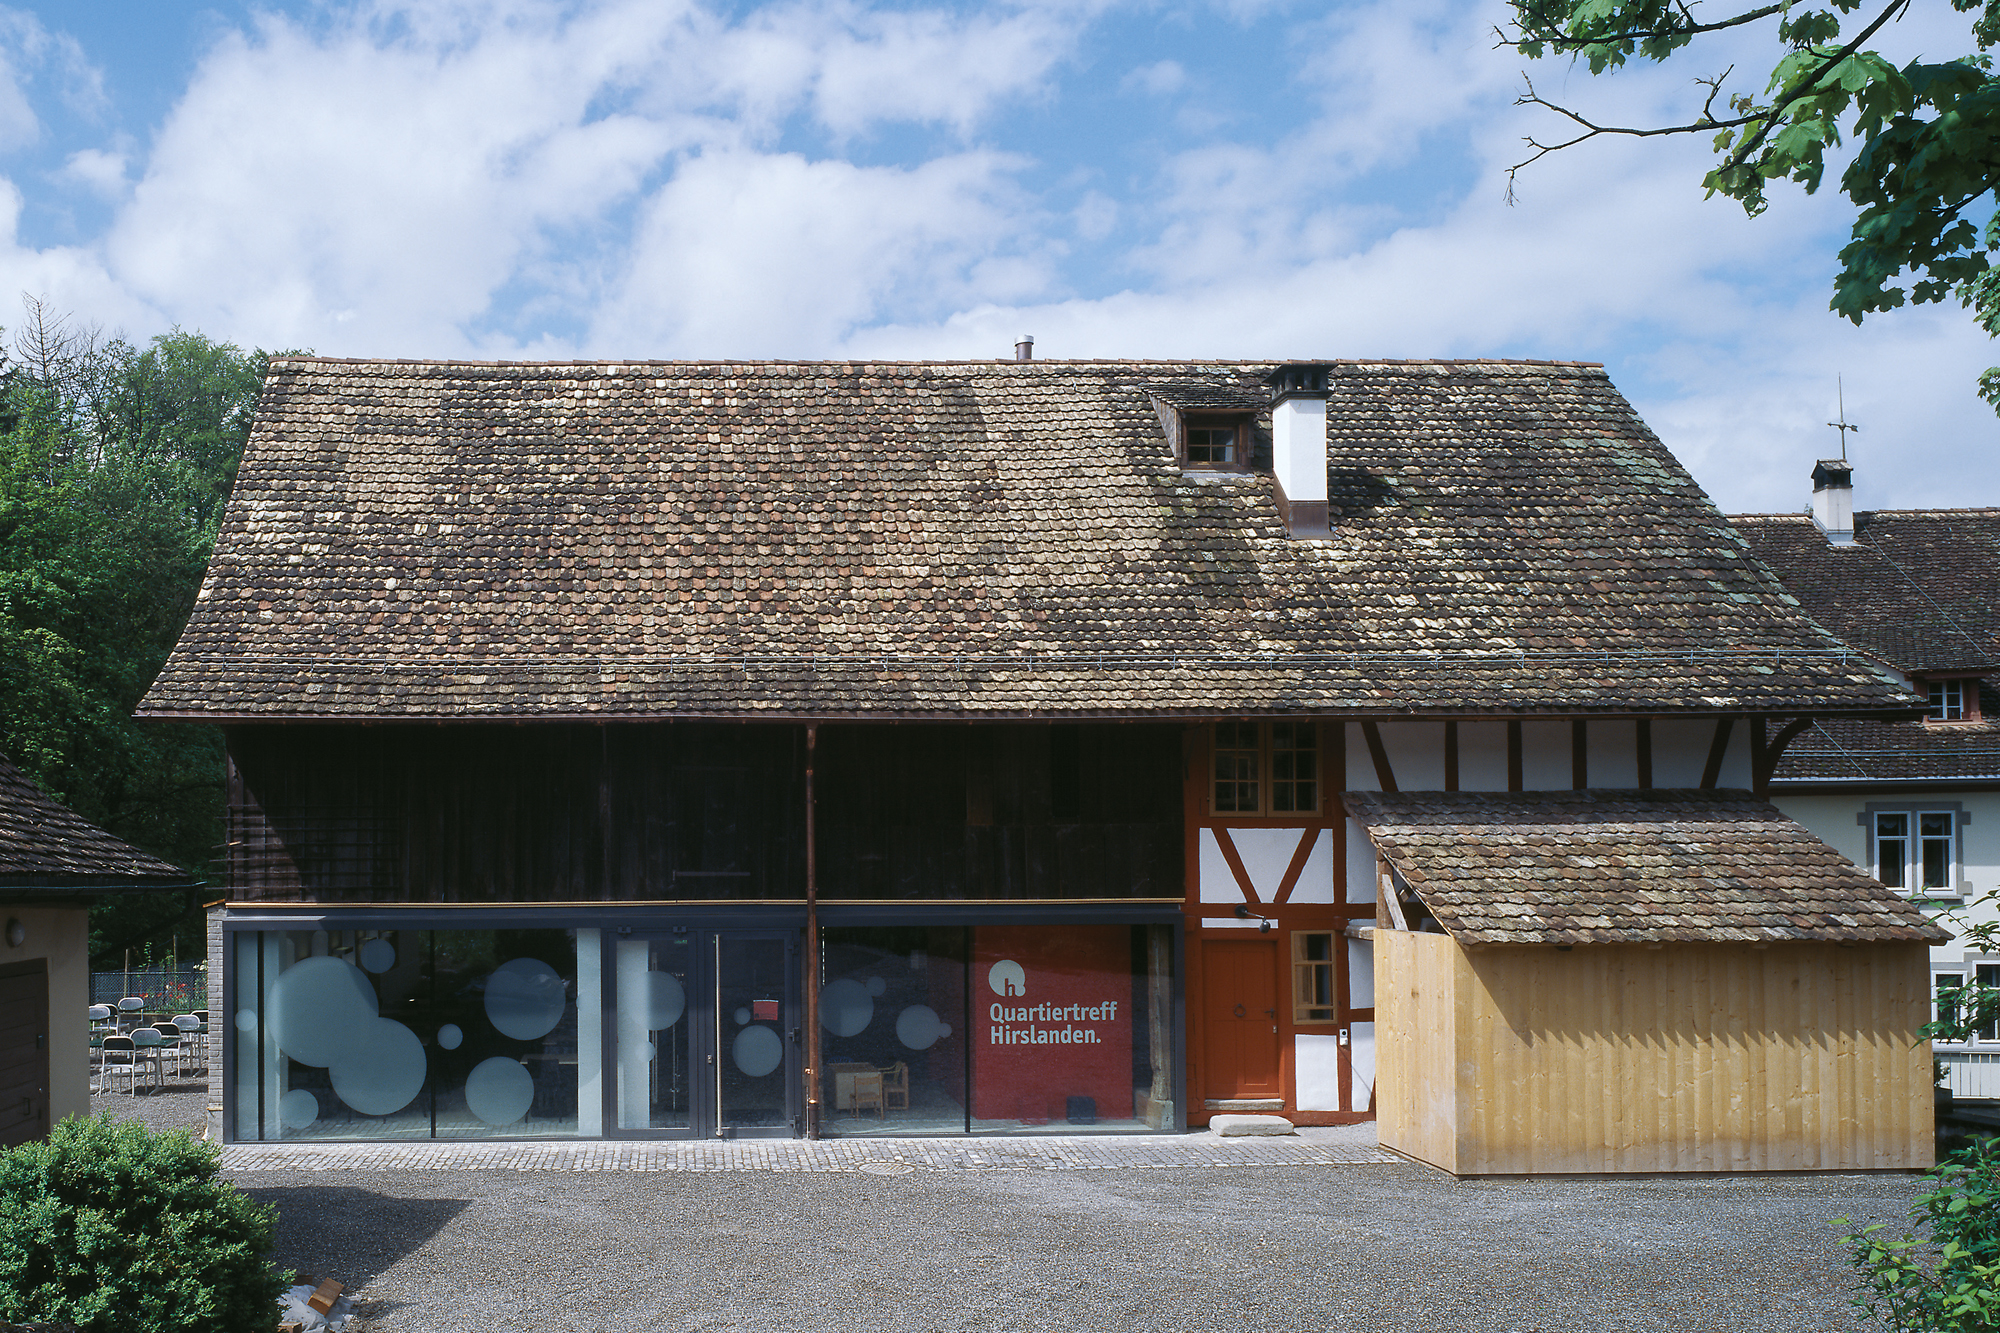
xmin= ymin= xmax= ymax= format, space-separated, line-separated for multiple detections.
xmin=140 ymin=358 xmax=1914 ymax=720
xmin=0 ymin=753 xmax=195 ymax=890
xmin=1774 ymin=683 xmax=2000 ymax=781
xmin=1344 ymin=789 xmax=1947 ymax=945
xmin=1732 ymin=510 xmax=2000 ymax=672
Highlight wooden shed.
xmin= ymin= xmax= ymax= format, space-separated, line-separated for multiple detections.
xmin=1350 ymin=790 xmax=1949 ymax=1176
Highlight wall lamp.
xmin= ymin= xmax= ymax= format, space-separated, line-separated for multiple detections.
xmin=1233 ymin=904 xmax=1274 ymax=933
xmin=5 ymin=918 xmax=23 ymax=948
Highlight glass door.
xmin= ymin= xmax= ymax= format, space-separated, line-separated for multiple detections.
xmin=610 ymin=929 xmax=798 ymax=1138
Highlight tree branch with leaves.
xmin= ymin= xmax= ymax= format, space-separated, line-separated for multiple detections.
xmin=1503 ymin=1 xmax=2000 ymax=410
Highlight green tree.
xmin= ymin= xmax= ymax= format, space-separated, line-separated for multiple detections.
xmin=0 ymin=298 xmax=301 ymax=966
xmin=1503 ymin=1 xmax=2000 ymax=409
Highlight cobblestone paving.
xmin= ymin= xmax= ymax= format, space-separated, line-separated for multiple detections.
xmin=222 ymin=1126 xmax=1395 ymax=1174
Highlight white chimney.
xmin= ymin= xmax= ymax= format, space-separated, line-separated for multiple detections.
xmin=1810 ymin=459 xmax=1854 ymax=545
xmin=1265 ymin=363 xmax=1332 ymax=538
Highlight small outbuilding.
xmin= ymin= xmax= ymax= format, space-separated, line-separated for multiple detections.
xmin=1351 ymin=789 xmax=1949 ymax=1176
xmin=0 ymin=753 xmax=200 ymax=1146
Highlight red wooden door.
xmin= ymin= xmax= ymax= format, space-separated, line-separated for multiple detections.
xmin=0 ymin=959 xmax=49 ymax=1148
xmin=1202 ymin=939 xmax=1281 ymax=1100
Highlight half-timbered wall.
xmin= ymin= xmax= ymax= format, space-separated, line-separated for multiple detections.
xmin=1183 ymin=715 xmax=1756 ymax=1123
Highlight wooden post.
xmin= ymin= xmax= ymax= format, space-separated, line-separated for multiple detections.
xmin=804 ymin=723 xmax=821 ymax=1140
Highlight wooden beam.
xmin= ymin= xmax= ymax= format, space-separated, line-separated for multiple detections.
xmin=1506 ymin=720 xmax=1523 ymax=792
xmin=1699 ymin=716 xmax=1735 ymax=789
xmin=1443 ymin=720 xmax=1459 ymax=792
xmin=1571 ymin=719 xmax=1588 ymax=790
xmin=1754 ymin=717 xmax=1816 ymax=795
xmin=1360 ymin=720 xmax=1398 ymax=793
xmin=1636 ymin=718 xmax=1653 ymax=789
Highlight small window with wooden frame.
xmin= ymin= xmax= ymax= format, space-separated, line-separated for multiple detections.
xmin=1922 ymin=675 xmax=1985 ymax=724
xmin=1210 ymin=720 xmax=1320 ymax=815
xmin=1292 ymin=931 xmax=1338 ymax=1023
xmin=1183 ymin=413 xmax=1250 ymax=468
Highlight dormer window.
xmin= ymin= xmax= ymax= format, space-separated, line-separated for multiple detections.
xmin=1184 ymin=414 xmax=1249 ymax=468
xmin=1921 ymin=676 xmax=1983 ymax=724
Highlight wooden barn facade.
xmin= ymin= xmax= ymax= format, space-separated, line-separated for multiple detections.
xmin=139 ymin=355 xmax=1943 ymax=1161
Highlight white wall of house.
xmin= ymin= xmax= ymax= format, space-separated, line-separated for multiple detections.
xmin=1774 ymin=787 xmax=2000 ymax=1095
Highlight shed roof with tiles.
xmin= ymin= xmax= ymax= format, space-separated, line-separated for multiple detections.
xmin=140 ymin=357 xmax=1917 ymax=721
xmin=1345 ymin=789 xmax=1947 ymax=945
xmin=0 ymin=753 xmax=198 ymax=892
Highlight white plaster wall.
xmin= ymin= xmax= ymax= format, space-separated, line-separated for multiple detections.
xmin=1197 ymin=829 xmax=1238 ymax=904
xmin=1519 ymin=720 xmax=1571 ymax=790
xmin=1344 ymin=723 xmax=1379 ymax=791
xmin=1457 ymin=720 xmax=1509 ymax=791
xmin=1347 ymin=936 xmax=1374 ymax=1009
xmin=1774 ymin=788 xmax=2000 ymax=973
xmin=1652 ymin=719 xmax=1727 ymax=787
xmin=1231 ymin=827 xmax=1310 ymax=900
xmin=1286 ymin=830 xmax=1337 ymax=903
xmin=1377 ymin=721 xmax=1445 ymax=791
xmin=1 ymin=905 xmax=91 ymax=1127
xmin=1295 ymin=1033 xmax=1341 ymax=1111
xmin=1349 ymin=1021 xmax=1375 ymax=1113
xmin=1345 ymin=819 xmax=1376 ymax=903
xmin=1586 ymin=720 xmax=1640 ymax=789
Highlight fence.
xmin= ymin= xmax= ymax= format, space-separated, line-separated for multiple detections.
xmin=89 ymin=969 xmax=207 ymax=1010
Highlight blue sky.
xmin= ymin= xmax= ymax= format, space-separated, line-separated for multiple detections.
xmin=0 ymin=0 xmax=1992 ymax=514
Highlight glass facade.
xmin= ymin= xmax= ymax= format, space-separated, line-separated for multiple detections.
xmin=817 ymin=923 xmax=1175 ymax=1135
xmin=228 ymin=915 xmax=1177 ymax=1142
xmin=232 ymin=927 xmax=595 ymax=1141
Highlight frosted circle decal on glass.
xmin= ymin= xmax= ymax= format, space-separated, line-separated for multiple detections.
xmin=987 ymin=959 xmax=1026 ymax=998
xmin=644 ymin=971 xmax=685 ymax=1030
xmin=269 ymin=956 xmax=379 ymax=1066
xmin=895 ymin=1004 xmax=946 ymax=1051
xmin=484 ymin=958 xmax=566 ymax=1040
xmin=732 ymin=1025 xmax=783 ymax=1078
xmin=279 ymin=1088 xmax=319 ymax=1129
xmin=436 ymin=1023 xmax=463 ymax=1050
xmin=864 ymin=975 xmax=886 ymax=997
xmin=818 ymin=978 xmax=873 ymax=1036
xmin=234 ymin=1009 xmax=257 ymax=1033
xmin=357 ymin=939 xmax=396 ymax=973
xmin=733 ymin=1006 xmax=751 ymax=1026
xmin=330 ymin=1018 xmax=427 ymax=1116
xmin=465 ymin=1056 xmax=535 ymax=1126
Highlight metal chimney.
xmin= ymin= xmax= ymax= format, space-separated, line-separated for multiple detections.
xmin=1014 ymin=335 xmax=1034 ymax=361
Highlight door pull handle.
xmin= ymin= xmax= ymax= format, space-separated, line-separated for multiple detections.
xmin=1233 ymin=1004 xmax=1245 ymax=1018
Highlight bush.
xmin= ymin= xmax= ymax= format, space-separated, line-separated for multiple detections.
xmin=1838 ymin=1138 xmax=2000 ymax=1331
xmin=0 ymin=1115 xmax=285 ymax=1332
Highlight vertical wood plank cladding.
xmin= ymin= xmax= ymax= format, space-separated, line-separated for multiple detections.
xmin=1402 ymin=942 xmax=1935 ymax=1175
xmin=1506 ymin=722 xmax=1523 ymax=792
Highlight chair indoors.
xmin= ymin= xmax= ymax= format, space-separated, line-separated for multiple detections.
xmin=878 ymin=1061 xmax=910 ymax=1112
xmin=849 ymin=1069 xmax=886 ymax=1120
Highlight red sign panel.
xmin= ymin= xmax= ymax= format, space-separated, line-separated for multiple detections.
xmin=972 ymin=925 xmax=1133 ymax=1123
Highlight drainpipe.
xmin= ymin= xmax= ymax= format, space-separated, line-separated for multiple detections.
xmin=804 ymin=723 xmax=821 ymax=1140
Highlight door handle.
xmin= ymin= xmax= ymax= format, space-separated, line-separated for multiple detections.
xmin=1233 ymin=1004 xmax=1245 ymax=1018
xmin=1264 ymin=1009 xmax=1277 ymax=1018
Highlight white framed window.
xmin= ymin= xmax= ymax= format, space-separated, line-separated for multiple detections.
xmin=1939 ymin=966 xmax=2000 ymax=1043
xmin=1927 ymin=679 xmax=1965 ymax=721
xmin=1867 ymin=805 xmax=1963 ymax=896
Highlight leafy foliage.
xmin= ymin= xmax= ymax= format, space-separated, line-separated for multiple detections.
xmin=0 ymin=1115 xmax=285 ymax=1333
xmin=1836 ymin=1138 xmax=2000 ymax=1331
xmin=0 ymin=299 xmax=296 ymax=964
xmin=1504 ymin=2 xmax=2000 ymax=409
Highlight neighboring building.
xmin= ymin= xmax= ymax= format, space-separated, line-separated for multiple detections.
xmin=1733 ymin=466 xmax=2000 ymax=1096
xmin=0 ymin=752 xmax=201 ymax=1146
xmin=141 ymin=355 xmax=1942 ymax=1168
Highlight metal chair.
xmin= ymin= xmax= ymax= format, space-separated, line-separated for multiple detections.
xmin=172 ymin=1015 xmax=207 ymax=1076
xmin=115 ymin=997 xmax=146 ymax=1031
xmin=146 ymin=1025 xmax=184 ymax=1080
xmin=128 ymin=1029 xmax=167 ymax=1090
xmin=99 ymin=1036 xmax=148 ymax=1094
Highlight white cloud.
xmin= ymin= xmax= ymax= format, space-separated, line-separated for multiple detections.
xmin=58 ymin=146 xmax=124 ymax=197
xmin=1123 ymin=59 xmax=1184 ymax=97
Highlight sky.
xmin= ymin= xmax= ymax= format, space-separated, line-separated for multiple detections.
xmin=0 ymin=0 xmax=1992 ymax=515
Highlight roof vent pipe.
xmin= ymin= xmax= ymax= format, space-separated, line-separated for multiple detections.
xmin=1014 ymin=335 xmax=1034 ymax=361
xmin=1264 ymin=363 xmax=1334 ymax=538
xmin=1810 ymin=459 xmax=1854 ymax=545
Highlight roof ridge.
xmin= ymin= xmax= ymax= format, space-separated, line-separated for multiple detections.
xmin=264 ymin=355 xmax=1610 ymax=370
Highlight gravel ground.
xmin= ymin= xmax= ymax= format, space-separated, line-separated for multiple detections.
xmin=86 ymin=1093 xmax=1922 ymax=1331
xmin=88 ymin=1080 xmax=209 ymax=1136
xmin=231 ymin=1155 xmax=1921 ymax=1332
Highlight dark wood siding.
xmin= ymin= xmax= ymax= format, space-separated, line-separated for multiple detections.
xmin=226 ymin=722 xmax=1181 ymax=903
